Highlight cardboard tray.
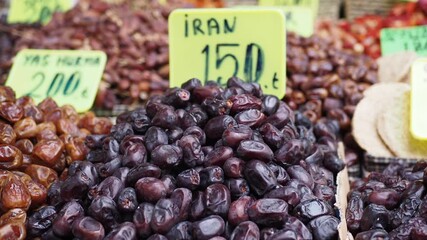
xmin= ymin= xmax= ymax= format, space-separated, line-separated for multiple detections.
xmin=337 ymin=142 xmax=352 ymax=240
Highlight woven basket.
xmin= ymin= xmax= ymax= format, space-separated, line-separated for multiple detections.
xmin=92 ymin=104 xmax=141 ymax=117
xmin=318 ymin=0 xmax=342 ymax=20
xmin=345 ymin=0 xmax=399 ymax=20
xmin=362 ymin=153 xmax=425 ymax=177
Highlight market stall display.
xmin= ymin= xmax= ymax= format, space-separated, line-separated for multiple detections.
xmin=0 ymin=0 xmax=427 ymax=238
xmin=25 ymin=77 xmax=345 ymax=239
xmin=0 ymin=85 xmax=112 ymax=238
xmin=0 ymin=0 xmax=190 ymax=111
xmin=285 ymin=32 xmax=378 ymax=177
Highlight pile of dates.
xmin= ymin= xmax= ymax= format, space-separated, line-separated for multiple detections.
xmin=0 ymin=22 xmax=39 ymax=84
xmin=26 ymin=78 xmax=345 ymax=239
xmin=347 ymin=160 xmax=427 ymax=239
xmin=7 ymin=0 xmax=190 ymax=110
xmin=0 ymin=86 xmax=111 ymax=238
xmin=285 ymin=32 xmax=378 ymax=171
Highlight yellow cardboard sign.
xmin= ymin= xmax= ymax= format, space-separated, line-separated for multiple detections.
xmin=169 ymin=9 xmax=287 ymax=98
xmin=232 ymin=6 xmax=314 ymax=37
xmin=281 ymin=6 xmax=314 ymax=37
xmin=258 ymin=0 xmax=319 ymax=18
xmin=6 ymin=49 xmax=107 ymax=113
xmin=7 ymin=0 xmax=74 ymax=24
xmin=410 ymin=58 xmax=427 ymax=140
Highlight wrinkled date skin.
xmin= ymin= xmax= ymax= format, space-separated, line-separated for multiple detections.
xmin=25 ymin=78 xmax=343 ymax=239
xmin=347 ymin=161 xmax=427 ymax=238
xmin=346 ymin=191 xmax=364 ymax=233
xmin=284 ymin=32 xmax=379 ymax=168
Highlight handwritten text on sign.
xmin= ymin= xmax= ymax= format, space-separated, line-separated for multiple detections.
xmin=169 ymin=9 xmax=286 ymax=98
xmin=7 ymin=0 xmax=74 ymax=24
xmin=381 ymin=25 xmax=427 ymax=57
xmin=281 ymin=6 xmax=314 ymax=37
xmin=6 ymin=49 xmax=107 ymax=112
xmin=410 ymin=58 xmax=427 ymax=140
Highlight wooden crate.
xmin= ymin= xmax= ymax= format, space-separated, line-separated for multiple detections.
xmin=318 ymin=0 xmax=342 ymax=20
xmin=345 ymin=0 xmax=398 ymax=20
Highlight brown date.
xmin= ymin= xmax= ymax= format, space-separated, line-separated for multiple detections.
xmin=0 ymin=144 xmax=23 ymax=169
xmin=25 ymin=164 xmax=58 ymax=188
xmin=0 ymin=176 xmax=31 ymax=211
xmin=33 ymin=139 xmax=64 ymax=166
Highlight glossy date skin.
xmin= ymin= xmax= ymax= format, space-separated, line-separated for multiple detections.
xmin=27 ymin=78 xmax=343 ymax=239
xmin=347 ymin=161 xmax=427 ymax=238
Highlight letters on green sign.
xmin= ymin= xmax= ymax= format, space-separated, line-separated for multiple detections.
xmin=381 ymin=26 xmax=427 ymax=56
xmin=6 ymin=49 xmax=106 ymax=112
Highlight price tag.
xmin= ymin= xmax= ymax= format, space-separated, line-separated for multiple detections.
xmin=410 ymin=58 xmax=427 ymax=140
xmin=232 ymin=6 xmax=313 ymax=37
xmin=169 ymin=9 xmax=287 ymax=98
xmin=281 ymin=6 xmax=314 ymax=37
xmin=258 ymin=0 xmax=319 ymax=18
xmin=380 ymin=25 xmax=427 ymax=57
xmin=6 ymin=49 xmax=107 ymax=113
xmin=7 ymin=0 xmax=74 ymax=24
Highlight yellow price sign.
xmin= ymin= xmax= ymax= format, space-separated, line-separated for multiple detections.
xmin=281 ymin=6 xmax=314 ymax=37
xmin=231 ymin=6 xmax=314 ymax=37
xmin=410 ymin=58 xmax=427 ymax=140
xmin=169 ymin=9 xmax=287 ymax=98
xmin=6 ymin=49 xmax=107 ymax=113
xmin=7 ymin=0 xmax=74 ymax=24
xmin=258 ymin=0 xmax=319 ymax=17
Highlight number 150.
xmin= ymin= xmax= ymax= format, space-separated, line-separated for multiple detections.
xmin=201 ymin=43 xmax=264 ymax=85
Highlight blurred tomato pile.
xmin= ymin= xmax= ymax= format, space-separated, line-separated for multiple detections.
xmin=186 ymin=0 xmax=224 ymax=7
xmin=317 ymin=1 xmax=427 ymax=59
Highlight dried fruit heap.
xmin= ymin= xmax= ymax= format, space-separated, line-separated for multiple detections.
xmin=285 ymin=32 xmax=378 ymax=172
xmin=0 ymin=23 xmax=40 ymax=84
xmin=348 ymin=161 xmax=427 ymax=239
xmin=27 ymin=78 xmax=344 ymax=239
xmin=317 ymin=1 xmax=427 ymax=59
xmin=5 ymin=0 xmax=189 ymax=110
xmin=0 ymin=86 xmax=111 ymax=239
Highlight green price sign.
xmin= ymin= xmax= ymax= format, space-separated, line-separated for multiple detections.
xmin=169 ymin=9 xmax=287 ymax=98
xmin=380 ymin=25 xmax=427 ymax=57
xmin=6 ymin=49 xmax=107 ymax=112
xmin=7 ymin=0 xmax=74 ymax=24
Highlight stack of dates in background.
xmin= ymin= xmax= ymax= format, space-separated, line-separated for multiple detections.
xmin=347 ymin=160 xmax=427 ymax=239
xmin=2 ymin=0 xmax=190 ymax=111
xmin=285 ymin=32 xmax=378 ymax=177
xmin=0 ymin=22 xmax=40 ymax=85
xmin=0 ymin=86 xmax=111 ymax=238
xmin=26 ymin=77 xmax=345 ymax=239
xmin=317 ymin=1 xmax=427 ymax=59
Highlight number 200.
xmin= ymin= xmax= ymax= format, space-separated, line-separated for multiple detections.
xmin=201 ymin=43 xmax=264 ymax=84
xmin=27 ymin=71 xmax=81 ymax=98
